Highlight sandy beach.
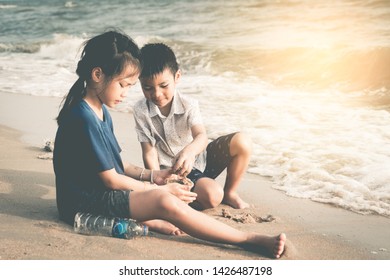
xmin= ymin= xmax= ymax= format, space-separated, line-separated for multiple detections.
xmin=0 ymin=91 xmax=389 ymax=260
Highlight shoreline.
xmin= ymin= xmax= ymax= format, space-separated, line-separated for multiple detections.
xmin=0 ymin=92 xmax=389 ymax=259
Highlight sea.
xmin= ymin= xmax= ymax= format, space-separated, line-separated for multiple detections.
xmin=1 ymin=0 xmax=390 ymax=217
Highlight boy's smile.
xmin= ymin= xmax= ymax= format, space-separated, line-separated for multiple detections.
xmin=140 ymin=68 xmax=181 ymax=116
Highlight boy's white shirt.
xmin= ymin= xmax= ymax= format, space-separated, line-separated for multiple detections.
xmin=133 ymin=90 xmax=207 ymax=171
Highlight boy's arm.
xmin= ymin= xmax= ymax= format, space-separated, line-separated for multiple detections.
xmin=141 ymin=142 xmax=161 ymax=170
xmin=133 ymin=106 xmax=160 ymax=170
xmin=173 ymin=124 xmax=208 ymax=175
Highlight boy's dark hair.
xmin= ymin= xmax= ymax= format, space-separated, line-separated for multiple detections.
xmin=140 ymin=43 xmax=179 ymax=78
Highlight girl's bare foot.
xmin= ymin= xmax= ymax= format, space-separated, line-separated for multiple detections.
xmin=243 ymin=233 xmax=286 ymax=259
xmin=270 ymin=233 xmax=286 ymax=259
xmin=262 ymin=233 xmax=286 ymax=259
xmin=143 ymin=219 xmax=186 ymax=236
xmin=223 ymin=192 xmax=250 ymax=209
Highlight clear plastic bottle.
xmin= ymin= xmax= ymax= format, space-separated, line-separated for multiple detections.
xmin=74 ymin=212 xmax=148 ymax=239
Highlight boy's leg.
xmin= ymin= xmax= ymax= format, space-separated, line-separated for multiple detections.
xmin=203 ymin=132 xmax=252 ymax=209
xmin=191 ymin=177 xmax=224 ymax=210
xmin=187 ymin=169 xmax=224 ymax=210
xmin=222 ymin=132 xmax=252 ymax=209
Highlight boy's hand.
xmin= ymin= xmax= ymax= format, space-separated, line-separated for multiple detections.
xmin=164 ymin=183 xmax=197 ymax=204
xmin=173 ymin=150 xmax=195 ymax=176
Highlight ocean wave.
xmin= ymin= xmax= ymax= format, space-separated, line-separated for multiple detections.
xmin=130 ymin=35 xmax=390 ymax=106
xmin=64 ymin=1 xmax=77 ymax=8
xmin=206 ymin=46 xmax=390 ymax=97
xmin=0 ymin=42 xmax=42 ymax=53
xmin=120 ymin=33 xmax=390 ymax=102
xmin=0 ymin=33 xmax=85 ymax=55
xmin=36 ymin=33 xmax=85 ymax=59
xmin=0 ymin=4 xmax=17 ymax=9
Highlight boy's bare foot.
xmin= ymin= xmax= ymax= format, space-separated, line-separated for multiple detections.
xmin=222 ymin=192 xmax=250 ymax=209
xmin=143 ymin=219 xmax=185 ymax=236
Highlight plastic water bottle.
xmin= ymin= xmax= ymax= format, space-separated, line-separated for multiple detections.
xmin=74 ymin=212 xmax=148 ymax=239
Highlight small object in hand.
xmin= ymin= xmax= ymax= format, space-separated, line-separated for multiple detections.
xmin=165 ymin=174 xmax=194 ymax=188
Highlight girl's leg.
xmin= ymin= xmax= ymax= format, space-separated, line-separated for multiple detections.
xmin=129 ymin=189 xmax=286 ymax=258
xmin=142 ymin=219 xmax=184 ymax=236
xmin=222 ymin=132 xmax=252 ymax=209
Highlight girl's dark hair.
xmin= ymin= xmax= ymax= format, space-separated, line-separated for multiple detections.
xmin=139 ymin=43 xmax=179 ymax=78
xmin=56 ymin=30 xmax=141 ymax=125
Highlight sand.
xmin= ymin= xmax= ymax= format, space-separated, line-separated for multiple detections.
xmin=0 ymin=91 xmax=390 ymax=260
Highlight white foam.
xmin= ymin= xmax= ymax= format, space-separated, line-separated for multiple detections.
xmin=0 ymin=5 xmax=17 ymax=9
xmin=0 ymin=34 xmax=82 ymax=97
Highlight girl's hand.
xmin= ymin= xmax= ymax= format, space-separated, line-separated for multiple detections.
xmin=164 ymin=183 xmax=197 ymax=204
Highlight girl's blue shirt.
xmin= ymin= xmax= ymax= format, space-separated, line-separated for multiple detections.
xmin=53 ymin=100 xmax=124 ymax=223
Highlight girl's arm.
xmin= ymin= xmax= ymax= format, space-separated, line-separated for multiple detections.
xmin=121 ymin=160 xmax=170 ymax=185
xmin=99 ymin=167 xmax=157 ymax=192
xmin=173 ymin=124 xmax=208 ymax=175
xmin=98 ymin=167 xmax=197 ymax=203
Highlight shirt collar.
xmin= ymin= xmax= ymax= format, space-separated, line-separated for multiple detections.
xmin=148 ymin=90 xmax=185 ymax=118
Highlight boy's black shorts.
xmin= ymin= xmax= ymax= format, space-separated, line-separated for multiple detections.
xmin=187 ymin=132 xmax=237 ymax=185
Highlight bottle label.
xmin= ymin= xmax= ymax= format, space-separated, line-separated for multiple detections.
xmin=112 ymin=219 xmax=129 ymax=238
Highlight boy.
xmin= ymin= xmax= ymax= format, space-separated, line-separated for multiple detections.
xmin=133 ymin=43 xmax=252 ymax=210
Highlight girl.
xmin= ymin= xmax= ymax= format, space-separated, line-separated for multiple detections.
xmin=53 ymin=30 xmax=286 ymax=259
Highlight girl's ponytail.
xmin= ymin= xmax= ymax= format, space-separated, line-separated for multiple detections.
xmin=56 ymin=77 xmax=85 ymax=125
